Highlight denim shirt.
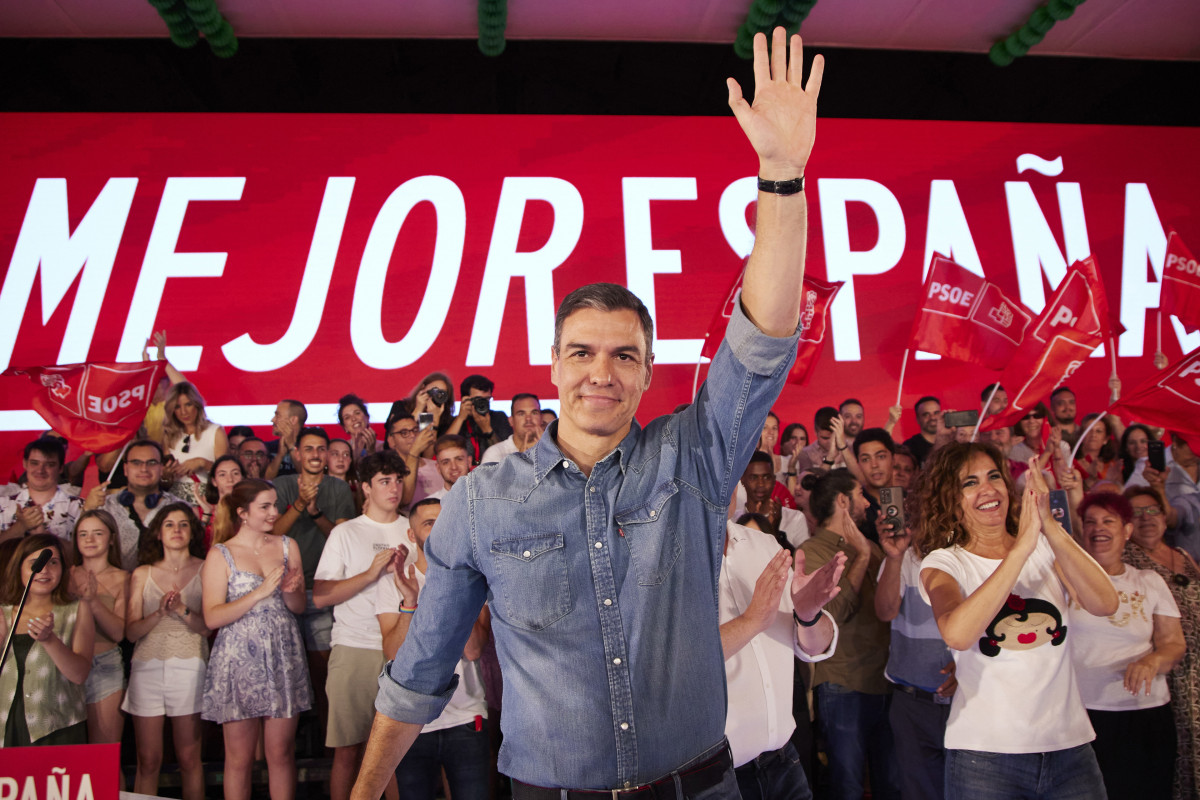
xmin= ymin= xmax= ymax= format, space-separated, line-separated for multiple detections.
xmin=376 ymin=296 xmax=800 ymax=789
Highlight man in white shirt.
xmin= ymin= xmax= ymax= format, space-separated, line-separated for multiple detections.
xmin=479 ymin=394 xmax=544 ymax=464
xmin=313 ymin=451 xmax=410 ymax=800
xmin=720 ymin=519 xmax=845 ymax=800
xmin=737 ymin=451 xmax=809 ymax=548
xmin=377 ymin=499 xmax=491 ymax=800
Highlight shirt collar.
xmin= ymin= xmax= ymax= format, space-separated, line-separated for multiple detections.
xmin=530 ymin=418 xmax=641 ymax=481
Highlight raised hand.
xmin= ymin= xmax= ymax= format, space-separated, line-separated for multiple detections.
xmin=392 ymin=555 xmax=420 ymax=608
xmin=745 ymin=549 xmax=792 ymax=633
xmin=727 ymin=28 xmax=824 ymax=180
xmin=879 ymin=523 xmax=912 ymax=561
xmin=259 ymin=564 xmax=285 ymax=597
xmin=791 ymin=549 xmax=845 ymax=622
xmin=282 ymin=563 xmax=305 ymax=594
xmin=26 ymin=612 xmax=55 ymax=642
xmin=84 ymin=481 xmax=110 ymax=511
xmin=368 ymin=547 xmax=398 ymax=581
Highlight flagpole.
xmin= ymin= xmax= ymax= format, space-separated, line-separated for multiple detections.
xmin=1109 ymin=337 xmax=1118 ymax=381
xmin=973 ymin=383 xmax=1001 ymax=443
xmin=1070 ymin=412 xmax=1106 ymax=465
xmin=1157 ymin=311 xmax=1163 ymax=357
xmin=896 ymin=349 xmax=910 ymax=407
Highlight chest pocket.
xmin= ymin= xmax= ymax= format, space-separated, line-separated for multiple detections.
xmin=615 ymin=481 xmax=682 ymax=586
xmin=490 ymin=532 xmax=573 ymax=631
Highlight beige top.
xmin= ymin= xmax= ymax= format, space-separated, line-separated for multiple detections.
xmin=132 ymin=571 xmax=207 ymax=662
xmin=0 ymin=602 xmax=86 ymax=742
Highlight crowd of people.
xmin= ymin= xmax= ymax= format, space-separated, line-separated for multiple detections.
xmin=1 ymin=369 xmax=1197 ymax=799
xmin=1 ymin=28 xmax=1197 ymax=800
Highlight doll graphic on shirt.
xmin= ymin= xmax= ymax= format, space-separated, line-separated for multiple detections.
xmin=979 ymin=593 xmax=1067 ymax=657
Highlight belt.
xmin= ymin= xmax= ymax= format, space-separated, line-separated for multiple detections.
xmin=891 ymin=682 xmax=942 ymax=704
xmin=511 ymin=743 xmax=732 ymax=800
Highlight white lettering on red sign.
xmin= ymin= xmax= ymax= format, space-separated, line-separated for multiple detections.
xmin=85 ymin=385 xmax=145 ymax=415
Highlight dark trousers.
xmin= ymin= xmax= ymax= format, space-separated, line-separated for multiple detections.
xmin=888 ymin=688 xmax=950 ymax=800
xmin=814 ymin=683 xmax=900 ymax=800
xmin=1088 ymin=705 xmax=1175 ymax=800
xmin=395 ymin=721 xmax=491 ymax=800
xmin=735 ymin=742 xmax=813 ymax=800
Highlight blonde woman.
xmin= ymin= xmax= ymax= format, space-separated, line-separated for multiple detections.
xmin=162 ymin=381 xmax=228 ymax=505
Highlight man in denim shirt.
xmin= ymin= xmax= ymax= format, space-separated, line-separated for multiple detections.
xmin=352 ymin=27 xmax=826 ymax=800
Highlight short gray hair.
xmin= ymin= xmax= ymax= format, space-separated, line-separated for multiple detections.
xmin=553 ymin=283 xmax=654 ymax=357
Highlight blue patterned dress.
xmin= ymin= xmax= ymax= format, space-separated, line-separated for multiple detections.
xmin=201 ymin=538 xmax=312 ymax=722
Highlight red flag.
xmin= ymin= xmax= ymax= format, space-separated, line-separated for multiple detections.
xmin=909 ymin=254 xmax=1033 ymax=370
xmin=698 ymin=264 xmax=842 ymax=386
xmin=982 ymin=263 xmax=1105 ymax=431
xmin=1073 ymin=255 xmax=1125 ymax=342
xmin=1160 ymin=230 xmax=1200 ymax=334
xmin=4 ymin=360 xmax=167 ymax=452
xmin=787 ymin=276 xmax=844 ymax=385
xmin=1109 ymin=348 xmax=1200 ymax=440
xmin=699 ymin=258 xmax=749 ymax=362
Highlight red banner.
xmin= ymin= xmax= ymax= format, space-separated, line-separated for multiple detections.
xmin=788 ymin=276 xmax=843 ymax=385
xmin=1 ymin=113 xmax=1198 ymax=460
xmin=1162 ymin=230 xmax=1200 ymax=334
xmin=3 ymin=361 xmax=165 ymax=451
xmin=984 ymin=262 xmax=1107 ymax=430
xmin=909 ymin=254 xmax=1033 ymax=370
xmin=1110 ymin=348 xmax=1200 ymax=439
xmin=0 ymin=743 xmax=119 ymax=800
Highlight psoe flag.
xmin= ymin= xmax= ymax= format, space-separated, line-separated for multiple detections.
xmin=3 ymin=360 xmax=166 ymax=452
xmin=909 ymin=254 xmax=1033 ymax=371
xmin=1109 ymin=349 xmax=1200 ymax=440
xmin=1161 ymin=230 xmax=1200 ymax=335
xmin=788 ymin=276 xmax=844 ymax=386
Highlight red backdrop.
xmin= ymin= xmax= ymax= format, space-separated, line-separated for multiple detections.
xmin=2 ymin=113 xmax=1198 ymax=464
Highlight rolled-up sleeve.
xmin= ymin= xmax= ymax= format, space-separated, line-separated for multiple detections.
xmin=375 ymin=662 xmax=460 ymax=724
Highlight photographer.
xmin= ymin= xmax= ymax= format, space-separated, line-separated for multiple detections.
xmin=446 ymin=374 xmax=512 ymax=466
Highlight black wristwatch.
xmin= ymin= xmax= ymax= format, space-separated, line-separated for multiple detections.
xmin=309 ymin=508 xmax=324 ymax=520
xmin=794 ymin=610 xmax=821 ymax=628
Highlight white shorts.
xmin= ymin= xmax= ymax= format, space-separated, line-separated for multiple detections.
xmin=122 ymin=657 xmax=206 ymax=717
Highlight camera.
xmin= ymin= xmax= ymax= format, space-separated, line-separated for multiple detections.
xmin=427 ymin=387 xmax=448 ymax=407
xmin=471 ymin=396 xmax=490 ymax=414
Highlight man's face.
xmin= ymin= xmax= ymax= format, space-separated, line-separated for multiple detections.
xmin=741 ymin=461 xmax=775 ymax=503
xmin=124 ymin=445 xmax=163 ymax=491
xmin=1051 ymin=392 xmax=1076 ymax=426
xmin=408 ymin=504 xmax=441 ymax=549
xmin=550 ymin=307 xmax=652 ymax=445
xmin=1173 ymin=435 xmax=1197 ymax=468
xmin=271 ymin=402 xmax=295 ymax=437
xmin=983 ymin=427 xmax=1013 ymax=451
xmin=840 ymin=404 xmax=864 ymax=438
xmin=362 ymin=470 xmax=404 ymax=516
xmin=511 ymin=397 xmax=542 ymax=442
xmin=816 ymin=427 xmax=833 ymax=453
xmin=986 ymin=389 xmax=1009 ymax=417
xmin=387 ymin=419 xmax=420 ymax=457
xmin=23 ymin=448 xmax=62 ymax=493
xmin=293 ymin=434 xmax=328 ymax=476
xmin=857 ymin=441 xmax=894 ymax=490
xmin=436 ymin=447 xmax=470 ymax=488
xmin=540 ymin=411 xmax=557 ymax=428
xmin=917 ymin=400 xmax=941 ymax=436
xmin=847 ymin=482 xmax=870 ymax=524
xmin=238 ymin=441 xmax=269 ymax=478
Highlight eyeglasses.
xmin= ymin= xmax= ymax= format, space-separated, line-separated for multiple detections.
xmin=181 ymin=434 xmax=191 ymax=454
xmin=1132 ymin=506 xmax=1163 ymax=517
xmin=239 ymin=451 xmax=268 ymax=461
xmin=128 ymin=459 xmax=160 ymax=468
xmin=392 ymin=429 xmax=419 ymax=438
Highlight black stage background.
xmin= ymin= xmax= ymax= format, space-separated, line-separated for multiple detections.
xmin=1 ymin=38 xmax=1197 ymax=125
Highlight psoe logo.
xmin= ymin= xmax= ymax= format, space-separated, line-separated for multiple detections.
xmin=39 ymin=374 xmax=71 ymax=401
xmin=989 ymin=303 xmax=1014 ymax=329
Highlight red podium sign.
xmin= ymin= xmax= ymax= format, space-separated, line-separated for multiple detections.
xmin=0 ymin=743 xmax=118 ymax=800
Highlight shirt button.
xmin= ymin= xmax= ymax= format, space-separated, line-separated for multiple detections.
xmin=594 ymin=541 xmax=603 ymax=549
xmin=620 ymin=722 xmax=629 ymax=731
xmin=523 ymin=550 xmax=531 ymax=558
xmin=589 ymin=486 xmax=596 ymax=493
xmin=649 ymin=510 xmax=656 ymax=517
xmin=603 ymin=599 xmax=613 ymax=606
xmin=613 ymin=657 xmax=622 ymax=665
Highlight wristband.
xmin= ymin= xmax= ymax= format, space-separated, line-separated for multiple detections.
xmin=794 ymin=610 xmax=821 ymax=628
xmin=758 ymin=176 xmax=805 ymax=195
xmin=309 ymin=509 xmax=324 ymax=520
xmin=837 ymin=444 xmax=848 ymax=451
xmin=822 ymin=458 xmax=835 ymax=465
xmin=399 ymin=605 xmax=417 ymax=614
xmin=292 ymin=502 xmax=304 ymax=513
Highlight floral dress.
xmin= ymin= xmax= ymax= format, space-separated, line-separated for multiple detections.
xmin=201 ymin=538 xmax=312 ymax=723
xmin=1125 ymin=542 xmax=1200 ymax=800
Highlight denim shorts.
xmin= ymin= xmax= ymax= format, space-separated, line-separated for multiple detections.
xmin=300 ymin=590 xmax=333 ymax=652
xmin=85 ymin=646 xmax=125 ymax=704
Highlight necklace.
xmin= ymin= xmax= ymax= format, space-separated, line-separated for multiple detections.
xmin=253 ymin=534 xmax=273 ymax=555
